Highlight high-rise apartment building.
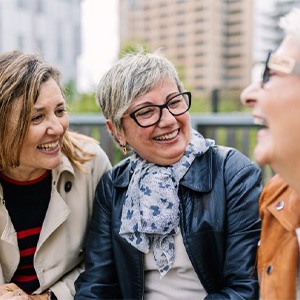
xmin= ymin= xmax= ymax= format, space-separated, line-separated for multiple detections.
xmin=119 ymin=0 xmax=253 ymax=97
xmin=0 ymin=0 xmax=81 ymax=85
xmin=253 ymin=0 xmax=299 ymax=63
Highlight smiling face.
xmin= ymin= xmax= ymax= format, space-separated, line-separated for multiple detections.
xmin=110 ymin=78 xmax=191 ymax=166
xmin=5 ymin=78 xmax=69 ymax=181
xmin=241 ymin=35 xmax=300 ymax=179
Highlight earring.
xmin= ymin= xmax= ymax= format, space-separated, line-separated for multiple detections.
xmin=121 ymin=144 xmax=127 ymax=156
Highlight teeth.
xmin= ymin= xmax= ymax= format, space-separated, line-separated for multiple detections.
xmin=253 ymin=118 xmax=267 ymax=127
xmin=37 ymin=142 xmax=58 ymax=151
xmin=155 ymin=130 xmax=178 ymax=141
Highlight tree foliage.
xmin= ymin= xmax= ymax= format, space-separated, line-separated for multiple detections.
xmin=64 ymin=80 xmax=99 ymax=113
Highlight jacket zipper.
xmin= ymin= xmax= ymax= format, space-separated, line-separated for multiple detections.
xmin=179 ymin=199 xmax=208 ymax=294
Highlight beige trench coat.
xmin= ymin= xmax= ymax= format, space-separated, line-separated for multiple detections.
xmin=0 ymin=137 xmax=111 ymax=300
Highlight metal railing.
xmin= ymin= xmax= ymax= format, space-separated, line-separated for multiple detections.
xmin=69 ymin=113 xmax=273 ymax=183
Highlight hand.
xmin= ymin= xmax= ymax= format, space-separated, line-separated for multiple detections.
xmin=0 ymin=283 xmax=28 ymax=300
xmin=0 ymin=292 xmax=28 ymax=300
xmin=0 ymin=284 xmax=49 ymax=300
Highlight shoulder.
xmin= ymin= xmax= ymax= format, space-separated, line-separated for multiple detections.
xmin=96 ymin=157 xmax=131 ymax=191
xmin=94 ymin=158 xmax=130 ymax=210
xmin=204 ymin=146 xmax=262 ymax=195
xmin=211 ymin=145 xmax=260 ymax=174
xmin=103 ymin=157 xmax=130 ymax=182
xmin=182 ymin=145 xmax=261 ymax=193
xmin=70 ymin=132 xmax=112 ymax=174
xmin=211 ymin=145 xmax=252 ymax=162
xmin=69 ymin=132 xmax=100 ymax=153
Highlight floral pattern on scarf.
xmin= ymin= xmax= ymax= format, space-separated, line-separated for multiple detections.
xmin=119 ymin=129 xmax=214 ymax=276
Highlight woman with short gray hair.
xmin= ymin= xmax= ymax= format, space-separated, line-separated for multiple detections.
xmin=75 ymin=50 xmax=262 ymax=299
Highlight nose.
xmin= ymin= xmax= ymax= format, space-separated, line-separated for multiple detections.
xmin=158 ymin=107 xmax=177 ymax=127
xmin=46 ymin=115 xmax=65 ymax=136
xmin=240 ymin=82 xmax=260 ymax=107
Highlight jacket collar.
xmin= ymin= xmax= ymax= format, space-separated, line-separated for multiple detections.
xmin=52 ymin=153 xmax=75 ymax=181
xmin=180 ymin=148 xmax=212 ymax=192
xmin=265 ymin=175 xmax=300 ymax=231
xmin=112 ymin=148 xmax=213 ymax=193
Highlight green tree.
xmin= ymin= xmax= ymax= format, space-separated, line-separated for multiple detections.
xmin=119 ymin=40 xmax=151 ymax=58
xmin=68 ymin=92 xmax=99 ymax=113
xmin=64 ymin=80 xmax=99 ymax=113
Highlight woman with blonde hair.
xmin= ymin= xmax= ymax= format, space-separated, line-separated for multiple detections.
xmin=0 ymin=50 xmax=111 ymax=300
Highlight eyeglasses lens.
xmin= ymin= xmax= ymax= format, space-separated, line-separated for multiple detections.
xmin=133 ymin=92 xmax=191 ymax=128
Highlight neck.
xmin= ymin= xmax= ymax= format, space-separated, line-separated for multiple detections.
xmin=272 ymin=163 xmax=300 ymax=196
xmin=1 ymin=168 xmax=49 ymax=182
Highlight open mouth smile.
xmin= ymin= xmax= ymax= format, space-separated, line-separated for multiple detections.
xmin=253 ymin=117 xmax=268 ymax=129
xmin=153 ymin=130 xmax=179 ymax=141
xmin=37 ymin=142 xmax=59 ymax=151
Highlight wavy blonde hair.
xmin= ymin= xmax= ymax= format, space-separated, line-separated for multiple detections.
xmin=0 ymin=50 xmax=95 ymax=172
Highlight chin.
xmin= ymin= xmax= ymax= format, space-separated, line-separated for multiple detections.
xmin=153 ymin=154 xmax=184 ymax=166
xmin=254 ymin=146 xmax=270 ymax=166
xmin=45 ymin=160 xmax=61 ymax=170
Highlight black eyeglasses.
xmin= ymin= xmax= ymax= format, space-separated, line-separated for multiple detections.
xmin=261 ymin=51 xmax=272 ymax=87
xmin=124 ymin=92 xmax=191 ymax=128
xmin=261 ymin=50 xmax=300 ymax=87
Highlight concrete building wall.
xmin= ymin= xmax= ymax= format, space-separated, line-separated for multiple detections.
xmin=119 ymin=0 xmax=253 ymax=97
xmin=0 ymin=0 xmax=81 ymax=85
xmin=119 ymin=0 xmax=300 ymax=97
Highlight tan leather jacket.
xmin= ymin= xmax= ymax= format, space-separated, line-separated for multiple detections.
xmin=0 ymin=137 xmax=111 ymax=300
xmin=258 ymin=174 xmax=300 ymax=300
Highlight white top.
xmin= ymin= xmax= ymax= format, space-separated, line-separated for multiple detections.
xmin=144 ymin=228 xmax=207 ymax=300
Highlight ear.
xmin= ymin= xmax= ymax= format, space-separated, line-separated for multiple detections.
xmin=106 ymin=119 xmax=126 ymax=146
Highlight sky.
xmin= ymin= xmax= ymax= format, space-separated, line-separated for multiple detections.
xmin=78 ymin=0 xmax=119 ymax=92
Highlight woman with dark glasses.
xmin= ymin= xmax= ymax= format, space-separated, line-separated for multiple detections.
xmin=241 ymin=8 xmax=300 ymax=300
xmin=75 ymin=50 xmax=262 ymax=299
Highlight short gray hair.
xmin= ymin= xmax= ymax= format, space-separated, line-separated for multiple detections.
xmin=279 ymin=7 xmax=300 ymax=45
xmin=96 ymin=49 xmax=184 ymax=131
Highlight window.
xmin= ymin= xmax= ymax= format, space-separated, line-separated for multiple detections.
xmin=17 ymin=0 xmax=26 ymax=9
xmin=36 ymin=0 xmax=44 ymax=13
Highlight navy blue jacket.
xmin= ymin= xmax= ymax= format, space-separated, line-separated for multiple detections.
xmin=75 ymin=146 xmax=262 ymax=299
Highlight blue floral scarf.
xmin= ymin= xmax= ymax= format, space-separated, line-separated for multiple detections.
xmin=119 ymin=129 xmax=214 ymax=276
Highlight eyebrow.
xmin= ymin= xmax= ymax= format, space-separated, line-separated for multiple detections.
xmin=33 ymin=101 xmax=65 ymax=112
xmin=134 ymin=92 xmax=179 ymax=106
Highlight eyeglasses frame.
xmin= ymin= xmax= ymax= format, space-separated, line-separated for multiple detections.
xmin=125 ymin=91 xmax=192 ymax=128
xmin=262 ymin=51 xmax=300 ymax=87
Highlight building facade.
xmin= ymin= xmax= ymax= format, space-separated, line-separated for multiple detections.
xmin=119 ymin=0 xmax=300 ymax=99
xmin=0 ymin=0 xmax=81 ymax=85
xmin=253 ymin=0 xmax=299 ymax=63
xmin=119 ymin=0 xmax=253 ymax=98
